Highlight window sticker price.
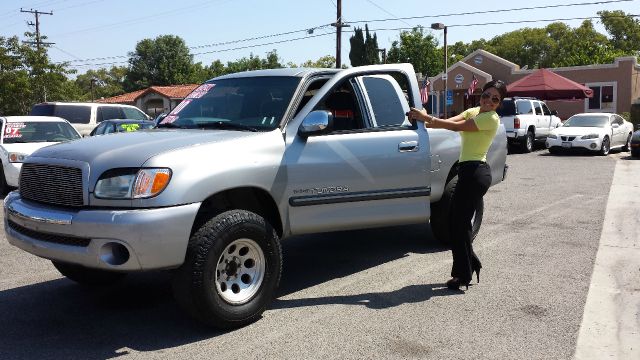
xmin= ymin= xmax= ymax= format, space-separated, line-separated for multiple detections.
xmin=4 ymin=123 xmax=26 ymax=139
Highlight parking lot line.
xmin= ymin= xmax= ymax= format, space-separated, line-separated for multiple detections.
xmin=574 ymin=158 xmax=640 ymax=359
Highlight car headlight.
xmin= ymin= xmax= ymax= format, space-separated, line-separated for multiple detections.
xmin=8 ymin=152 xmax=28 ymax=163
xmin=581 ymin=134 xmax=599 ymax=140
xmin=548 ymin=134 xmax=557 ymax=139
xmin=95 ymin=168 xmax=172 ymax=199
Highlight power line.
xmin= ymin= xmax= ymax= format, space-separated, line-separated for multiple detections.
xmin=347 ymin=0 xmax=633 ymax=24
xmin=364 ymin=0 xmax=412 ymax=27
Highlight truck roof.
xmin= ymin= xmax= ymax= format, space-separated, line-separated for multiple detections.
xmin=210 ymin=67 xmax=341 ymax=81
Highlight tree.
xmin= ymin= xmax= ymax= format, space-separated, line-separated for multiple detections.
xmin=349 ymin=27 xmax=366 ymax=66
xmin=300 ymin=55 xmax=336 ymax=68
xmin=387 ymin=27 xmax=441 ymax=76
xmin=598 ymin=10 xmax=640 ymax=56
xmin=75 ymin=66 xmax=127 ymax=101
xmin=124 ymin=35 xmax=194 ymax=91
xmin=364 ymin=25 xmax=380 ymax=65
xmin=0 ymin=34 xmax=75 ymax=115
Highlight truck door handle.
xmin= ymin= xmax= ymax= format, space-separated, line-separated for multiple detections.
xmin=398 ymin=141 xmax=419 ymax=152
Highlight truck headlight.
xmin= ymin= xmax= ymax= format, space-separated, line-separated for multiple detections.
xmin=8 ymin=152 xmax=28 ymax=163
xmin=95 ymin=168 xmax=172 ymax=199
xmin=581 ymin=134 xmax=599 ymax=140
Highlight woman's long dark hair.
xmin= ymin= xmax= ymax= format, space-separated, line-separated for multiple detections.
xmin=482 ymin=80 xmax=507 ymax=101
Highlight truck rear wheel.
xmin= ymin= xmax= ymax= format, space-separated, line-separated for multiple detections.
xmin=172 ymin=209 xmax=282 ymax=329
xmin=430 ymin=175 xmax=484 ymax=246
xmin=521 ymin=131 xmax=534 ymax=153
xmin=52 ymin=261 xmax=126 ymax=286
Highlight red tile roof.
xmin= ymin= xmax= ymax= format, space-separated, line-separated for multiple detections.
xmin=97 ymin=84 xmax=200 ymax=104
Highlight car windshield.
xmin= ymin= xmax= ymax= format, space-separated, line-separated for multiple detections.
xmin=3 ymin=121 xmax=81 ymax=144
xmin=157 ymin=76 xmax=300 ymax=131
xmin=563 ymin=116 xmax=609 ymax=128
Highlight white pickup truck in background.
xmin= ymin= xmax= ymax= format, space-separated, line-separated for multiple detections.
xmin=497 ymin=97 xmax=562 ymax=152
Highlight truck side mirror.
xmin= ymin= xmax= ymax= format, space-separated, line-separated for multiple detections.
xmin=298 ymin=110 xmax=333 ymax=137
xmin=551 ymin=110 xmax=558 ymax=116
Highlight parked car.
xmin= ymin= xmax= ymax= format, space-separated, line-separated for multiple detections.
xmin=546 ymin=113 xmax=633 ymax=155
xmin=4 ymin=64 xmax=507 ymax=329
xmin=497 ymin=97 xmax=562 ymax=152
xmin=0 ymin=116 xmax=81 ymax=194
xmin=630 ymin=125 xmax=640 ymax=158
xmin=153 ymin=113 xmax=167 ymax=126
xmin=30 ymin=102 xmax=151 ymax=137
xmin=89 ymin=119 xmax=155 ymax=136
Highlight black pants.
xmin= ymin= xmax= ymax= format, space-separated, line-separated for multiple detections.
xmin=450 ymin=161 xmax=492 ymax=284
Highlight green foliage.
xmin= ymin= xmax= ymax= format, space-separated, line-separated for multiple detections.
xmin=349 ymin=25 xmax=379 ymax=66
xmin=300 ymin=55 xmax=336 ymax=68
xmin=124 ymin=35 xmax=194 ymax=91
xmin=75 ymin=66 xmax=127 ymax=101
xmin=0 ymin=34 xmax=75 ymax=116
xmin=599 ymin=10 xmax=640 ymax=56
xmin=387 ymin=27 xmax=441 ymax=76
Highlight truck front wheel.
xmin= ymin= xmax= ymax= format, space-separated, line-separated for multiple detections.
xmin=430 ymin=175 xmax=484 ymax=246
xmin=52 ymin=261 xmax=127 ymax=286
xmin=172 ymin=209 xmax=282 ymax=329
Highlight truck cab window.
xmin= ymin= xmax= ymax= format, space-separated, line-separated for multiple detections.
xmin=313 ymin=81 xmax=364 ymax=132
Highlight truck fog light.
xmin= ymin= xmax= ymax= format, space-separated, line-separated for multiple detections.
xmin=99 ymin=242 xmax=130 ymax=266
xmin=590 ymin=143 xmax=597 ymax=149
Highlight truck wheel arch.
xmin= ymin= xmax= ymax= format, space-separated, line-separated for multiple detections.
xmin=192 ymin=187 xmax=283 ymax=238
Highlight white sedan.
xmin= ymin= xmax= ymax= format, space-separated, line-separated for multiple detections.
xmin=546 ymin=113 xmax=634 ymax=155
xmin=0 ymin=116 xmax=81 ymax=193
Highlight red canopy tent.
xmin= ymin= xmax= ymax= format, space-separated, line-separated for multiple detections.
xmin=506 ymin=68 xmax=593 ymax=100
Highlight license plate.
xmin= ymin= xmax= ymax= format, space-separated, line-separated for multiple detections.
xmin=561 ymin=142 xmax=572 ymax=148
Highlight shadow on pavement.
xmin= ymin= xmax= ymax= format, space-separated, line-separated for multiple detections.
xmin=0 ymin=223 xmax=443 ymax=358
xmin=272 ymin=283 xmax=461 ymax=310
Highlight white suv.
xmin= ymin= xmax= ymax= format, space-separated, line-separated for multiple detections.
xmin=497 ymin=97 xmax=562 ymax=152
xmin=30 ymin=102 xmax=151 ymax=136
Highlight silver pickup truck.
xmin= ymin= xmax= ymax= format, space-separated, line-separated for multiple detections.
xmin=4 ymin=64 xmax=507 ymax=328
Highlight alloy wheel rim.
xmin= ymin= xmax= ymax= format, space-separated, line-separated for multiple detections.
xmin=214 ymin=238 xmax=266 ymax=305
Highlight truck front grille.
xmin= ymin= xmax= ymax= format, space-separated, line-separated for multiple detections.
xmin=19 ymin=164 xmax=84 ymax=207
xmin=7 ymin=220 xmax=91 ymax=247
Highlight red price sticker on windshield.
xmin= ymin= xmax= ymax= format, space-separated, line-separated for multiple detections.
xmin=188 ymin=84 xmax=215 ymax=99
xmin=4 ymin=123 xmax=26 ymax=138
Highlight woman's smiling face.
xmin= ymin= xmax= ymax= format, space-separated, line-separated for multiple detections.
xmin=479 ymin=87 xmax=501 ymax=111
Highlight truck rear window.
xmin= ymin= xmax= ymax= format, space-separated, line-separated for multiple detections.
xmin=497 ymin=100 xmax=516 ymax=116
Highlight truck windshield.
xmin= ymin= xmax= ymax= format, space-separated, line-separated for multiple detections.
xmin=158 ymin=76 xmax=300 ymax=131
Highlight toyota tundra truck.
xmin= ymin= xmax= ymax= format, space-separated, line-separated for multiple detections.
xmin=4 ymin=64 xmax=507 ymax=328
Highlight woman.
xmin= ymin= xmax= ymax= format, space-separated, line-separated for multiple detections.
xmin=408 ymin=80 xmax=507 ymax=291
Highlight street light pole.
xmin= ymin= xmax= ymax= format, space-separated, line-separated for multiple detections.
xmin=431 ymin=23 xmax=447 ymax=119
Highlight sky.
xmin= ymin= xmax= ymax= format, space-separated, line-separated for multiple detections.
xmin=0 ymin=0 xmax=638 ymax=75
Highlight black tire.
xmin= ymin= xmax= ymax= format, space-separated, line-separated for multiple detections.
xmin=430 ymin=175 xmax=484 ymax=247
xmin=521 ymin=131 xmax=534 ymax=153
xmin=599 ymin=136 xmax=610 ymax=156
xmin=0 ymin=167 xmax=6 ymax=196
xmin=52 ymin=261 xmax=126 ymax=286
xmin=622 ymin=134 xmax=632 ymax=152
xmin=631 ymin=149 xmax=640 ymax=158
xmin=171 ymin=209 xmax=282 ymax=329
xmin=548 ymin=147 xmax=560 ymax=155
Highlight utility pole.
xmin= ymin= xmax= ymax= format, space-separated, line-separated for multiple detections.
xmin=20 ymin=9 xmax=54 ymax=51
xmin=331 ymin=0 xmax=349 ymax=68
xmin=377 ymin=48 xmax=387 ymax=64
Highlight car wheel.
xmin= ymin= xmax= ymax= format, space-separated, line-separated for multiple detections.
xmin=548 ymin=147 xmax=560 ymax=155
xmin=631 ymin=149 xmax=640 ymax=158
xmin=172 ymin=209 xmax=282 ymax=329
xmin=622 ymin=134 xmax=632 ymax=152
xmin=430 ymin=175 xmax=484 ymax=247
xmin=521 ymin=131 xmax=534 ymax=153
xmin=52 ymin=261 xmax=127 ymax=286
xmin=599 ymin=136 xmax=610 ymax=156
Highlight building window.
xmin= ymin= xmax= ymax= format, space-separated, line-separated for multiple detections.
xmin=586 ymin=82 xmax=616 ymax=112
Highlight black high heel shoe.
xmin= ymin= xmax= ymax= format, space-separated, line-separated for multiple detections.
xmin=446 ymin=277 xmax=469 ymax=290
xmin=473 ymin=268 xmax=481 ymax=284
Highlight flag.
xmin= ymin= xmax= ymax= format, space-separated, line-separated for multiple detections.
xmin=467 ymin=75 xmax=478 ymax=99
xmin=420 ymin=77 xmax=430 ymax=104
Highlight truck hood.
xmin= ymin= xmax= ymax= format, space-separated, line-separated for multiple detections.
xmin=29 ymin=129 xmax=261 ymax=167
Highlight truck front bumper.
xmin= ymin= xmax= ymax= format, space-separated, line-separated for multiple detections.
xmin=3 ymin=191 xmax=201 ymax=271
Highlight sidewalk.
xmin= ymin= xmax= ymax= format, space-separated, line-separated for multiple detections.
xmin=574 ymin=156 xmax=640 ymax=359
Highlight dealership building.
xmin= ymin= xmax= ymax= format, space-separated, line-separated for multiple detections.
xmin=427 ymin=49 xmax=640 ymax=120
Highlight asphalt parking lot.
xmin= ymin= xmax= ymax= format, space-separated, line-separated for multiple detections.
xmin=0 ymin=148 xmax=636 ymax=359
